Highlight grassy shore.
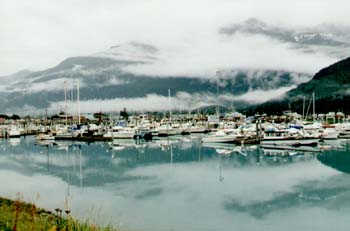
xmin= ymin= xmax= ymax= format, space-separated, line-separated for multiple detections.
xmin=0 ymin=197 xmax=116 ymax=231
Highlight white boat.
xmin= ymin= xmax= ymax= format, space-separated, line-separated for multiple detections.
xmin=7 ymin=125 xmax=21 ymax=138
xmin=202 ymin=130 xmax=236 ymax=143
xmin=104 ymin=121 xmax=136 ymax=139
xmin=301 ymin=129 xmax=320 ymax=139
xmin=157 ymin=124 xmax=177 ymax=137
xmin=263 ymin=127 xmax=302 ymax=141
xmin=112 ymin=127 xmax=136 ymax=139
xmin=301 ymin=122 xmax=322 ymax=139
xmin=190 ymin=125 xmax=209 ymax=133
xmin=55 ymin=132 xmax=74 ymax=139
xmin=54 ymin=125 xmax=82 ymax=139
xmin=36 ymin=133 xmax=55 ymax=140
xmin=157 ymin=89 xmax=178 ymax=137
xmin=320 ymin=128 xmax=339 ymax=140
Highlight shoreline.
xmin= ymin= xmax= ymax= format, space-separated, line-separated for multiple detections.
xmin=0 ymin=197 xmax=116 ymax=231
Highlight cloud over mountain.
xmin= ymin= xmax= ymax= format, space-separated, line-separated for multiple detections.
xmin=1 ymin=0 xmax=350 ymax=114
xmin=1 ymin=0 xmax=349 ymax=76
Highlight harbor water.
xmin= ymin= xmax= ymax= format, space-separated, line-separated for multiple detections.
xmin=0 ymin=136 xmax=350 ymax=231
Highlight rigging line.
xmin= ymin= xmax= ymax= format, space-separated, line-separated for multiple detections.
xmin=305 ymin=94 xmax=313 ymax=120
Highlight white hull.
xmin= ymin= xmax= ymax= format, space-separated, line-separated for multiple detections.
xmin=7 ymin=130 xmax=20 ymax=138
xmin=36 ymin=134 xmax=55 ymax=140
xmin=321 ymin=133 xmax=339 ymax=140
xmin=112 ymin=132 xmax=135 ymax=139
xmin=202 ymin=135 xmax=236 ymax=143
xmin=55 ymin=133 xmax=74 ymax=139
xmin=190 ymin=127 xmax=209 ymax=133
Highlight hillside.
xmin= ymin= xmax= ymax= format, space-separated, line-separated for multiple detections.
xmin=249 ymin=57 xmax=350 ymax=115
xmin=0 ymin=43 xmax=310 ymax=114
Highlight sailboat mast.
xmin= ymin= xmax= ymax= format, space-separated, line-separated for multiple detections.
xmin=168 ymin=89 xmax=172 ymax=123
xmin=64 ymin=81 xmax=68 ymax=126
xmin=217 ymin=82 xmax=220 ymax=119
xmin=77 ymin=80 xmax=81 ymax=124
xmin=70 ymin=88 xmax=74 ymax=125
xmin=216 ymin=71 xmax=221 ymax=122
xmin=312 ymin=92 xmax=315 ymax=122
xmin=302 ymin=96 xmax=305 ymax=120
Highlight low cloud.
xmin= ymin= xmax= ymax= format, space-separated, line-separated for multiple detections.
xmin=47 ymin=86 xmax=295 ymax=114
xmin=230 ymin=86 xmax=296 ymax=104
xmin=122 ymin=34 xmax=337 ymax=78
xmin=48 ymin=93 xmax=213 ymax=114
xmin=1 ymin=0 xmax=348 ymax=76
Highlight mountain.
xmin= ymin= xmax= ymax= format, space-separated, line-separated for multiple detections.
xmin=0 ymin=43 xmax=310 ymax=114
xmin=93 ymin=42 xmax=159 ymax=63
xmin=3 ymin=18 xmax=350 ymax=115
xmin=249 ymin=57 xmax=350 ymax=115
xmin=220 ymin=18 xmax=350 ymax=59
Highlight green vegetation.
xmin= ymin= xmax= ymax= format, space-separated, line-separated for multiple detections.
xmin=0 ymin=197 xmax=116 ymax=231
xmin=119 ymin=108 xmax=129 ymax=120
xmin=288 ymin=57 xmax=350 ymax=99
xmin=248 ymin=57 xmax=350 ymax=115
xmin=0 ymin=62 xmax=303 ymax=111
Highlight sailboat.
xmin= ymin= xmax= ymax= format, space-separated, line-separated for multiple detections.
xmin=157 ymin=89 xmax=177 ymax=137
xmin=55 ymin=80 xmax=84 ymax=140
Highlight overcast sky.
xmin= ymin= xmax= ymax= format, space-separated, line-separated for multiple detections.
xmin=1 ymin=0 xmax=350 ymax=76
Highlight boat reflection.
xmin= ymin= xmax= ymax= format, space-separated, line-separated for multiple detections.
xmin=2 ymin=136 xmax=350 ymax=231
xmin=317 ymin=142 xmax=350 ymax=174
xmin=8 ymin=137 xmax=21 ymax=146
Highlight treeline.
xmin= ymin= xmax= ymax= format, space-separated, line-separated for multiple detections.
xmin=241 ymin=95 xmax=350 ymax=116
xmin=0 ymin=114 xmax=21 ymax=120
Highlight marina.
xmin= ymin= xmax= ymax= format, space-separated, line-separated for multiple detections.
xmin=1 ymin=1 xmax=350 ymax=230
xmin=0 ymin=135 xmax=349 ymax=230
xmin=0 ymin=110 xmax=350 ymax=146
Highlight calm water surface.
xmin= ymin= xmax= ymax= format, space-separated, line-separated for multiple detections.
xmin=1 ymin=136 xmax=350 ymax=231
